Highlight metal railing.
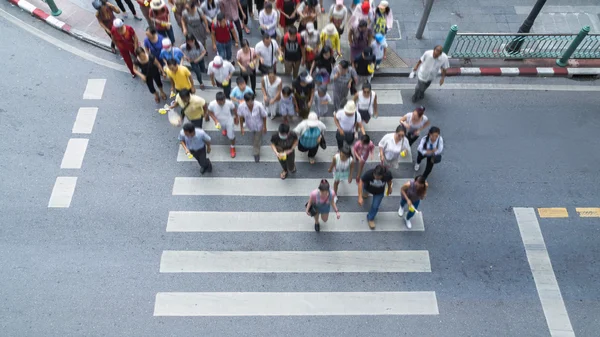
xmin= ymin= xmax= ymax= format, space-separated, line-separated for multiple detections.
xmin=442 ymin=25 xmax=600 ymax=66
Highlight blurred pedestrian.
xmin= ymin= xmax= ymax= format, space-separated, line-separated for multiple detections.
xmin=208 ymin=55 xmax=235 ymax=97
xmin=319 ymin=24 xmax=341 ymax=58
xmin=230 ymin=77 xmax=254 ymax=107
xmin=352 ymin=134 xmax=374 ymax=182
xmin=411 ymin=45 xmax=449 ymax=103
xmin=237 ymin=39 xmax=258 ymax=93
xmin=270 ymin=123 xmax=298 ymax=179
xmin=353 ymin=81 xmax=377 ymax=124
xmin=312 ymin=86 xmax=331 ymax=117
xmin=358 ymin=164 xmax=392 ymax=229
xmin=219 ymin=0 xmax=248 ymax=43
xmin=300 ymin=22 xmax=318 ymax=69
xmin=296 ymin=0 xmax=318 ymax=32
xmin=398 ymin=175 xmax=427 ymax=229
xmin=179 ymin=122 xmax=213 ymax=174
xmin=93 ymin=0 xmax=120 ymax=54
xmin=415 ymin=126 xmax=443 ymax=179
xmin=134 ymin=0 xmax=153 ymax=27
xmin=279 ymin=86 xmax=296 ymax=124
xmin=294 ymin=111 xmax=326 ymax=164
xmin=182 ymin=1 xmax=210 ymax=49
xmin=261 ymin=67 xmax=282 ymax=119
xmin=328 ymin=144 xmax=353 ymax=201
xmin=292 ymin=70 xmax=314 ymax=120
xmin=238 ymin=93 xmax=268 ymax=162
xmin=331 ymin=60 xmax=358 ymax=110
xmin=181 ymin=34 xmax=207 ymax=90
xmin=169 ymin=0 xmax=187 ymax=29
xmin=328 ymin=0 xmax=348 ymax=35
xmin=115 ymin=0 xmax=143 ymax=20
xmin=133 ymin=47 xmax=168 ymax=103
xmin=400 ymin=105 xmax=430 ymax=146
xmin=277 ymin=0 xmax=299 ymax=29
xmin=372 ymin=0 xmax=392 ymax=37
xmin=310 ymin=46 xmax=335 ymax=85
xmin=200 ymin=0 xmax=220 ymax=23
xmin=110 ymin=18 xmax=139 ymax=77
xmin=149 ymin=0 xmax=176 ymax=44
xmin=211 ymin=13 xmax=240 ymax=61
xmin=169 ymin=88 xmax=208 ymax=127
xmin=143 ymin=27 xmax=163 ymax=59
xmin=348 ymin=19 xmax=373 ymax=61
xmin=208 ymin=91 xmax=238 ymax=158
xmin=378 ymin=124 xmax=410 ymax=169
xmin=306 ymin=179 xmax=340 ymax=232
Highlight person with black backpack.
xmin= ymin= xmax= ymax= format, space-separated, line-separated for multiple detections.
xmin=306 ymin=179 xmax=340 ymax=232
xmin=415 ymin=126 xmax=444 ymax=179
xmin=281 ymin=26 xmax=305 ymax=79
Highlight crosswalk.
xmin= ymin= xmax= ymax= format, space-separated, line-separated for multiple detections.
xmin=154 ymin=86 xmax=438 ymax=318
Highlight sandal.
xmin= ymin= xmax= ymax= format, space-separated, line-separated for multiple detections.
xmin=244 ymin=27 xmax=250 ymax=34
xmin=280 ymin=170 xmax=288 ymax=179
xmin=160 ymin=92 xmax=167 ymax=100
xmin=290 ymin=167 xmax=297 ymax=174
xmin=154 ymin=95 xmax=160 ymax=103
xmin=309 ymin=158 xmax=315 ymax=165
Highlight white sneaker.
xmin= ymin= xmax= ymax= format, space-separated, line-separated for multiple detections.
xmin=269 ymin=112 xmax=276 ymax=120
xmin=405 ymin=218 xmax=412 ymax=229
xmin=397 ymin=205 xmax=404 ymax=217
xmin=414 ymin=163 xmax=420 ymax=171
xmin=334 ymin=196 xmax=339 ymax=203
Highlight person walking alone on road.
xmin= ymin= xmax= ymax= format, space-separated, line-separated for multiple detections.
xmin=378 ymin=124 xmax=410 ymax=169
xmin=150 ymin=0 xmax=176 ymax=44
xmin=306 ymin=179 xmax=340 ymax=232
xmin=334 ymin=100 xmax=365 ymax=150
xmin=358 ymin=164 xmax=392 ymax=229
xmin=169 ymin=88 xmax=208 ymax=127
xmin=93 ymin=0 xmax=120 ymax=53
xmin=352 ymin=134 xmax=374 ymax=182
xmin=238 ymin=93 xmax=268 ymax=162
xmin=208 ymin=55 xmax=235 ymax=97
xmin=181 ymin=34 xmax=207 ymax=90
xmin=415 ymin=126 xmax=443 ymax=179
xmin=133 ymin=47 xmax=168 ymax=102
xmin=411 ymin=45 xmax=449 ymax=103
xmin=328 ymin=144 xmax=354 ymax=201
xmin=294 ymin=112 xmax=326 ymax=164
xmin=400 ymin=105 xmax=430 ymax=146
xmin=398 ymin=175 xmax=427 ymax=229
xmin=179 ymin=122 xmax=213 ymax=174
xmin=270 ymin=123 xmax=298 ymax=179
xmin=110 ymin=18 xmax=139 ymax=77
xmin=208 ymin=91 xmax=238 ymax=158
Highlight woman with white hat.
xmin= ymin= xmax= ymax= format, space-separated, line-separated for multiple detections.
xmin=319 ymin=23 xmax=341 ymax=58
xmin=294 ymin=111 xmax=326 ymax=164
xmin=149 ymin=0 xmax=176 ymax=44
xmin=334 ymin=100 xmax=365 ymax=150
xmin=372 ymin=0 xmax=393 ymax=37
xmin=110 ymin=18 xmax=139 ymax=77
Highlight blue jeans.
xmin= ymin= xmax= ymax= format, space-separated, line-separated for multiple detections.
xmin=188 ymin=61 xmax=205 ymax=85
xmin=158 ymin=26 xmax=175 ymax=45
xmin=400 ymin=198 xmax=421 ymax=220
xmin=216 ymin=41 xmax=233 ymax=61
xmin=365 ymin=190 xmax=385 ymax=221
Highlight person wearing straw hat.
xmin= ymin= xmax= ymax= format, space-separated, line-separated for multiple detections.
xmin=110 ymin=18 xmax=139 ymax=77
xmin=334 ymin=100 xmax=365 ymax=150
xmin=208 ymin=55 xmax=235 ymax=97
xmin=149 ymin=0 xmax=176 ymax=44
xmin=294 ymin=111 xmax=326 ymax=164
xmin=319 ymin=23 xmax=341 ymax=58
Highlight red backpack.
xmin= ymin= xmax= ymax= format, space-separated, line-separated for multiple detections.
xmin=283 ymin=33 xmax=303 ymax=49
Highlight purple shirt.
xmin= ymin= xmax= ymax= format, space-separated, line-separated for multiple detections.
xmin=238 ymin=101 xmax=267 ymax=131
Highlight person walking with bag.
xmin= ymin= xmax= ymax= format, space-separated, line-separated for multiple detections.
xmin=294 ymin=112 xmax=326 ymax=164
xmin=400 ymin=105 xmax=430 ymax=146
xmin=334 ymin=101 xmax=365 ymax=150
xmin=168 ymin=89 xmax=208 ymax=128
xmin=398 ymin=175 xmax=428 ymax=229
xmin=353 ymin=81 xmax=377 ymax=124
xmin=182 ymin=1 xmax=210 ymax=50
xmin=270 ymin=123 xmax=298 ymax=179
xmin=378 ymin=124 xmax=410 ymax=169
xmin=415 ymin=126 xmax=443 ymax=179
xmin=358 ymin=164 xmax=392 ymax=229
xmin=306 ymin=179 xmax=340 ymax=232
xmin=179 ymin=122 xmax=213 ymax=174
xmin=237 ymin=39 xmax=259 ymax=93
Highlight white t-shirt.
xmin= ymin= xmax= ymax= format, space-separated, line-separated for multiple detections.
xmin=207 ymin=61 xmax=235 ymax=83
xmin=208 ymin=99 xmax=236 ymax=124
xmin=378 ymin=133 xmax=409 ymax=161
xmin=403 ymin=112 xmax=429 ymax=132
xmin=329 ymin=4 xmax=348 ymax=22
xmin=335 ymin=109 xmax=361 ymax=133
xmin=255 ymin=40 xmax=279 ymax=67
xmin=417 ymin=50 xmax=449 ymax=82
xmin=371 ymin=40 xmax=388 ymax=60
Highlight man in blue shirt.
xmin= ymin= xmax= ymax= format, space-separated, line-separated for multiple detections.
xmin=229 ymin=77 xmax=254 ymax=107
xmin=159 ymin=38 xmax=185 ymax=67
xmin=179 ymin=123 xmax=213 ymax=174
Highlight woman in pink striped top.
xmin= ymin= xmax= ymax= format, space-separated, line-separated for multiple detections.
xmin=352 ymin=134 xmax=374 ymax=182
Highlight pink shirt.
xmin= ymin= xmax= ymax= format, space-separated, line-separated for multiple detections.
xmin=353 ymin=140 xmax=374 ymax=160
xmin=310 ymin=189 xmax=336 ymax=204
xmin=236 ymin=48 xmax=255 ymax=68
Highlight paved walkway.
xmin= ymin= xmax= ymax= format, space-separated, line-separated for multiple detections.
xmin=20 ymin=0 xmax=600 ymax=68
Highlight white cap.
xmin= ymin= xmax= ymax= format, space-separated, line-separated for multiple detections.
xmin=161 ymin=38 xmax=172 ymax=49
xmin=306 ymin=112 xmax=319 ymax=127
xmin=212 ymin=55 xmax=223 ymax=67
xmin=113 ymin=18 xmax=124 ymax=28
xmin=306 ymin=22 xmax=315 ymax=33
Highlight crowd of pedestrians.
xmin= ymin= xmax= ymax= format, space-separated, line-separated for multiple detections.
xmin=95 ymin=0 xmax=449 ymax=231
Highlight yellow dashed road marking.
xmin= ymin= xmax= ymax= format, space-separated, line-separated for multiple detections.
xmin=576 ymin=208 xmax=600 ymax=218
xmin=537 ymin=208 xmax=569 ymax=218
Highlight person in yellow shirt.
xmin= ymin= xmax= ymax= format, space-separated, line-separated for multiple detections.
xmin=165 ymin=58 xmax=195 ymax=96
xmin=319 ymin=23 xmax=341 ymax=58
xmin=169 ymin=89 xmax=208 ymax=128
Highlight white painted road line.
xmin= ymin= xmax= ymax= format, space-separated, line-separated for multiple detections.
xmin=513 ymin=208 xmax=575 ymax=337
xmin=154 ymin=291 xmax=439 ymax=316
xmin=83 ymin=79 xmax=107 ymax=100
xmin=166 ymin=211 xmax=424 ymax=232
xmin=48 ymin=177 xmax=77 ymax=208
xmin=173 ymin=177 xmax=410 ymax=196
xmin=160 ymin=250 xmax=431 ymax=273
xmin=72 ymin=107 xmax=98 ymax=134
xmin=60 ymin=139 xmax=89 ymax=169
xmin=177 ymin=145 xmax=412 ymax=163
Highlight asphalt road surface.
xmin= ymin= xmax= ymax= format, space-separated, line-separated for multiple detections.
xmin=1 ymin=4 xmax=600 ymax=337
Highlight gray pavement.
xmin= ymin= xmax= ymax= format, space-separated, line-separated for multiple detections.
xmin=2 ymin=4 xmax=600 ymax=337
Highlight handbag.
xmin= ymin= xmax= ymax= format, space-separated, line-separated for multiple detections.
xmin=258 ymin=41 xmax=274 ymax=74
xmin=319 ymin=133 xmax=327 ymax=149
xmin=305 ymin=202 xmax=317 ymax=217
xmin=433 ymin=154 xmax=442 ymax=163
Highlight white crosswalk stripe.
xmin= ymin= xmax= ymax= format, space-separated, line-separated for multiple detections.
xmin=156 ymin=87 xmax=437 ymax=317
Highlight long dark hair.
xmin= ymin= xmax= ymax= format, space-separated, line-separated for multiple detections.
xmin=425 ymin=126 xmax=441 ymax=146
xmin=185 ymin=33 xmax=200 ymax=51
xmin=318 ymin=179 xmax=330 ymax=191
xmin=414 ymin=175 xmax=427 ymax=197
xmin=206 ymin=0 xmax=216 ymax=10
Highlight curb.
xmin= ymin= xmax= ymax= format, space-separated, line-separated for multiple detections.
xmin=7 ymin=0 xmax=71 ymax=32
xmin=445 ymin=67 xmax=600 ymax=77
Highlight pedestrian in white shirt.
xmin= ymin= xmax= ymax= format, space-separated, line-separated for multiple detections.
xmin=415 ymin=126 xmax=443 ymax=179
xmin=411 ymin=45 xmax=449 ymax=103
xmin=258 ymin=2 xmax=279 ymax=38
xmin=255 ymin=33 xmax=282 ymax=74
xmin=208 ymin=55 xmax=235 ymax=97
xmin=207 ymin=91 xmax=238 ymax=158
xmin=378 ymin=124 xmax=410 ymax=169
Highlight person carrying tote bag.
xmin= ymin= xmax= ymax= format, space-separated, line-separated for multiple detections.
xmin=415 ymin=126 xmax=443 ymax=180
